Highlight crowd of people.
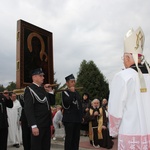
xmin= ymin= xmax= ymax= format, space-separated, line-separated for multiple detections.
xmin=1 ymin=91 xmax=22 ymax=149
xmin=0 ymin=71 xmax=113 ymax=150
xmin=0 ymin=26 xmax=150 ymax=150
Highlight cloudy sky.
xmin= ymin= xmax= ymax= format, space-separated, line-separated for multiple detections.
xmin=0 ymin=0 xmax=150 ymax=87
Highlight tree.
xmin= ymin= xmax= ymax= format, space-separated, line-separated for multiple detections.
xmin=55 ymin=83 xmax=67 ymax=105
xmin=6 ymin=81 xmax=16 ymax=91
xmin=52 ymin=72 xmax=67 ymax=105
xmin=53 ymin=77 xmax=62 ymax=105
xmin=76 ymin=60 xmax=109 ymax=100
xmin=0 ymin=84 xmax=5 ymax=92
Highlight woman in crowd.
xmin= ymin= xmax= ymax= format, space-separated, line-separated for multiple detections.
xmin=80 ymin=93 xmax=91 ymax=136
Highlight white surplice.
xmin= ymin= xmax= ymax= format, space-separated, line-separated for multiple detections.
xmin=108 ymin=68 xmax=150 ymax=150
xmin=7 ymin=99 xmax=22 ymax=145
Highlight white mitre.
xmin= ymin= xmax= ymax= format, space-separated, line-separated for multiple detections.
xmin=124 ymin=27 xmax=148 ymax=92
xmin=124 ymin=27 xmax=144 ymax=66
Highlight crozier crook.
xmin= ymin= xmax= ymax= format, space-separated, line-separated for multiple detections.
xmin=27 ymin=32 xmax=48 ymax=62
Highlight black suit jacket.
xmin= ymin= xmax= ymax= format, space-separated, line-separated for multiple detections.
xmin=0 ymin=94 xmax=13 ymax=129
xmin=19 ymin=95 xmax=28 ymax=125
xmin=62 ymin=90 xmax=82 ymax=123
xmin=24 ymin=84 xmax=55 ymax=128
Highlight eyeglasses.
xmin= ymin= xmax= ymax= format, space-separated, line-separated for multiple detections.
xmin=39 ymin=74 xmax=44 ymax=77
xmin=3 ymin=92 xmax=9 ymax=94
xmin=121 ymin=53 xmax=133 ymax=60
xmin=45 ymin=86 xmax=51 ymax=88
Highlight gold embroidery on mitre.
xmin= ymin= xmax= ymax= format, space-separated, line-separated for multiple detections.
xmin=135 ymin=31 xmax=144 ymax=50
xmin=140 ymin=88 xmax=147 ymax=93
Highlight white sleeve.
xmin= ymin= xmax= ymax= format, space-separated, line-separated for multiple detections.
xmin=108 ymin=73 xmax=127 ymax=137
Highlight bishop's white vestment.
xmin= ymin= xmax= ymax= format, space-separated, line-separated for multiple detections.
xmin=108 ymin=68 xmax=150 ymax=150
xmin=7 ymin=99 xmax=22 ymax=145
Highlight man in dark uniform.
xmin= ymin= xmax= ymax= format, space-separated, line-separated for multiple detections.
xmin=24 ymin=68 xmax=55 ymax=150
xmin=0 ymin=90 xmax=13 ymax=150
xmin=62 ymin=74 xmax=82 ymax=150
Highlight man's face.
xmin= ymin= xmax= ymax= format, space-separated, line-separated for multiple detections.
xmin=123 ymin=53 xmax=131 ymax=68
xmin=66 ymin=80 xmax=75 ymax=88
xmin=102 ymin=99 xmax=107 ymax=105
xmin=92 ymin=100 xmax=99 ymax=108
xmin=11 ymin=94 xmax=16 ymax=101
xmin=3 ymin=90 xmax=9 ymax=97
xmin=83 ymin=95 xmax=88 ymax=100
xmin=33 ymin=74 xmax=44 ymax=85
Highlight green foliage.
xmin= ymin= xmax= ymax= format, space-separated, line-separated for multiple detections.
xmin=55 ymin=83 xmax=67 ymax=105
xmin=76 ymin=60 xmax=109 ymax=100
xmin=52 ymin=77 xmax=61 ymax=105
xmin=0 ymin=82 xmax=16 ymax=92
xmin=0 ymin=84 xmax=5 ymax=92
xmin=6 ymin=81 xmax=16 ymax=91
xmin=53 ymin=74 xmax=67 ymax=105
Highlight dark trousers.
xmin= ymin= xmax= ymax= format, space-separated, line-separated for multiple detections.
xmin=64 ymin=122 xmax=81 ymax=150
xmin=0 ymin=127 xmax=8 ymax=150
xmin=31 ymin=127 xmax=51 ymax=150
xmin=21 ymin=121 xmax=31 ymax=150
